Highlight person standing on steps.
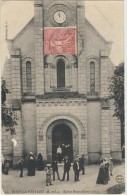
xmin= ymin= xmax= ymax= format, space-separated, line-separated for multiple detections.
xmin=56 ymin=145 xmax=62 ymax=163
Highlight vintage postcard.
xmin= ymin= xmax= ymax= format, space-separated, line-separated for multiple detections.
xmin=1 ymin=0 xmax=125 ymax=194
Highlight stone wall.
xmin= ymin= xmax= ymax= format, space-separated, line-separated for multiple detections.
xmin=77 ymin=2 xmax=86 ymax=94
xmin=36 ymin=99 xmax=87 ymax=160
xmin=87 ymin=101 xmax=101 ymax=162
xmin=12 ymin=111 xmax=23 ymax=164
xmin=86 ymin=57 xmax=100 ymax=95
xmin=13 ymin=19 xmax=34 ymax=60
xmin=22 ymin=103 xmax=37 ymax=156
xmin=34 ymin=0 xmax=44 ymax=95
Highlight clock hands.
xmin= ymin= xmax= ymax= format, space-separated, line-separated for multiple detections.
xmin=54 ymin=11 xmax=66 ymax=24
xmin=58 ymin=11 xmax=61 ymax=18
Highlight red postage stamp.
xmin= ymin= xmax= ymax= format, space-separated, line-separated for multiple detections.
xmin=44 ymin=27 xmax=77 ymax=55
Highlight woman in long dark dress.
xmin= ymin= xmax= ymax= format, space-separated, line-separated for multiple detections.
xmin=37 ymin=153 xmax=44 ymax=171
xmin=96 ymin=159 xmax=109 ymax=185
xmin=104 ymin=162 xmax=110 ymax=183
xmin=27 ymin=152 xmax=36 ymax=176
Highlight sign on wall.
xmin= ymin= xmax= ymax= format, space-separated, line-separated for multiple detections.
xmin=44 ymin=27 xmax=77 ymax=55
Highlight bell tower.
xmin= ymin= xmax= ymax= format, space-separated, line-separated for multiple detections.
xmin=34 ymin=0 xmax=86 ymax=95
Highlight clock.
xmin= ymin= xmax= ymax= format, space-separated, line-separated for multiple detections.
xmin=47 ymin=4 xmax=72 ymax=27
xmin=54 ymin=11 xmax=66 ymax=24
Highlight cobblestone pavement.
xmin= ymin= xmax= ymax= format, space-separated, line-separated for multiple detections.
xmin=2 ymin=163 xmax=125 ymax=194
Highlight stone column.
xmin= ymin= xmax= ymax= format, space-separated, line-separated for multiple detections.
xmin=100 ymin=50 xmax=110 ymax=157
xmin=78 ymin=101 xmax=88 ymax=162
xmin=11 ymin=49 xmax=21 ymax=100
xmin=34 ymin=0 xmax=44 ymax=95
xmin=10 ymin=49 xmax=23 ymax=164
xmin=101 ymin=109 xmax=110 ymax=157
xmin=77 ymin=2 xmax=86 ymax=94
xmin=113 ymin=117 xmax=121 ymax=159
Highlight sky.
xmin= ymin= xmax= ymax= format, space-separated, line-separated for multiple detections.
xmin=0 ymin=0 xmax=124 ymax=74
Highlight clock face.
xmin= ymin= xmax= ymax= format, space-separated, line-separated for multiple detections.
xmin=47 ymin=4 xmax=73 ymax=27
xmin=54 ymin=11 xmax=66 ymax=24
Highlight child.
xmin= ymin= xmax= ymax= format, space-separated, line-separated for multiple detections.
xmin=109 ymin=157 xmax=113 ymax=176
xmin=4 ymin=159 xmax=9 ymax=175
xmin=19 ymin=159 xmax=24 ymax=177
xmin=45 ymin=165 xmax=53 ymax=186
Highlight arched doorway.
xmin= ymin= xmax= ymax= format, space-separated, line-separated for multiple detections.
xmin=57 ymin=60 xmax=65 ymax=87
xmin=46 ymin=119 xmax=79 ymax=163
xmin=52 ymin=124 xmax=73 ymax=161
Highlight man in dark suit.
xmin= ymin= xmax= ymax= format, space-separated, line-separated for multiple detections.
xmin=61 ymin=156 xmax=71 ymax=181
xmin=51 ymin=158 xmax=60 ymax=181
xmin=73 ymin=157 xmax=80 ymax=182
xmin=79 ymin=154 xmax=85 ymax=175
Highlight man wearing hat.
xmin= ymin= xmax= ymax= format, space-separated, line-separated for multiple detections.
xmin=61 ymin=156 xmax=71 ymax=181
xmin=73 ymin=156 xmax=80 ymax=182
xmin=79 ymin=154 xmax=85 ymax=175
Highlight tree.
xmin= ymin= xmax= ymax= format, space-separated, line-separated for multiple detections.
xmin=1 ymin=80 xmax=17 ymax=134
xmin=109 ymin=62 xmax=124 ymax=145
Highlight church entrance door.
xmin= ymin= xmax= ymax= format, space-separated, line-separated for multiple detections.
xmin=46 ymin=119 xmax=78 ymax=163
xmin=52 ymin=124 xmax=73 ymax=161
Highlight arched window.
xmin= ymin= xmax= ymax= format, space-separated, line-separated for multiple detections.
xmin=26 ymin=61 xmax=32 ymax=92
xmin=57 ymin=60 xmax=65 ymax=87
xmin=90 ymin=61 xmax=95 ymax=92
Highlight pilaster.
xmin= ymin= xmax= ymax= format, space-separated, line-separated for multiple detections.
xmin=11 ymin=49 xmax=21 ymax=100
xmin=34 ymin=0 xmax=44 ymax=95
xmin=12 ymin=111 xmax=23 ymax=164
xmin=101 ymin=108 xmax=110 ymax=157
xmin=100 ymin=49 xmax=111 ymax=157
xmin=100 ymin=49 xmax=110 ymax=98
xmin=77 ymin=2 xmax=86 ymax=94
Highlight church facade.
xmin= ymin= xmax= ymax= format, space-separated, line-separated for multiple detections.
xmin=3 ymin=0 xmax=121 ymax=164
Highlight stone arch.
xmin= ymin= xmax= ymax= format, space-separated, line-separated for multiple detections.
xmin=41 ymin=113 xmax=84 ymax=135
xmin=86 ymin=56 xmax=100 ymax=63
xmin=44 ymin=54 xmax=77 ymax=67
xmin=40 ymin=113 xmax=84 ymax=162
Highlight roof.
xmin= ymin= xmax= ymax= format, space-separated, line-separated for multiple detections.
xmin=8 ymin=17 xmax=112 ymax=47
xmin=7 ymin=17 xmax=34 ymax=42
xmin=85 ymin=18 xmax=112 ymax=45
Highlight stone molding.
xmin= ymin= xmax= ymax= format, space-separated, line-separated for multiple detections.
xmin=40 ymin=113 xmax=85 ymax=135
xmin=36 ymin=99 xmax=87 ymax=106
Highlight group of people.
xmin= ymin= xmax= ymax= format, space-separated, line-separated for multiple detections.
xmin=45 ymin=154 xmax=85 ymax=186
xmin=56 ymin=144 xmax=72 ymax=163
xmin=2 ymin=152 xmax=44 ymax=177
xmin=96 ymin=157 xmax=113 ymax=185
xmin=25 ymin=152 xmax=45 ymax=177
xmin=2 ymin=151 xmax=115 ymax=187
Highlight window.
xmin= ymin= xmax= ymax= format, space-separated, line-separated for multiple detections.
xmin=26 ymin=61 xmax=32 ymax=92
xmin=57 ymin=60 xmax=65 ymax=88
xmin=90 ymin=61 xmax=95 ymax=92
